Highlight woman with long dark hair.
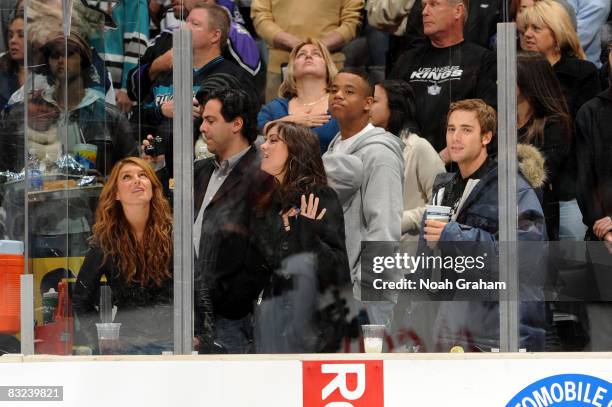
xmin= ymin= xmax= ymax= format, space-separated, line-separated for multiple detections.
xmin=517 ymin=51 xmax=573 ymax=240
xmin=249 ymin=122 xmax=349 ymax=353
xmin=0 ymin=12 xmax=24 ymax=111
xmin=369 ymin=79 xmax=445 ymax=241
xmin=72 ymin=157 xmax=177 ymax=354
xmin=518 ymin=0 xmax=600 ymax=241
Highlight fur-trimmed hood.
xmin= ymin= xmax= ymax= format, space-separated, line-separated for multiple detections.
xmin=517 ymin=143 xmax=546 ymax=189
xmin=432 ymin=144 xmax=547 ymax=198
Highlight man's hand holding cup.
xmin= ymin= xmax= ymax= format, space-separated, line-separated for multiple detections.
xmin=424 ymin=205 xmax=452 ymax=249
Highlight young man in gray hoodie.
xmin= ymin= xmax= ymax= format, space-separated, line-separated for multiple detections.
xmin=322 ymin=68 xmax=405 ymax=327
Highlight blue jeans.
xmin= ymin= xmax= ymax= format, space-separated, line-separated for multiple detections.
xmin=214 ymin=315 xmax=253 ymax=354
xmin=122 ymin=340 xmax=173 ymax=355
xmin=365 ymin=24 xmax=389 ymax=66
xmin=559 ymin=199 xmax=587 ymax=241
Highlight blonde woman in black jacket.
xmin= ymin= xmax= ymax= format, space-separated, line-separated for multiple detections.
xmin=518 ymin=0 xmax=601 ymax=241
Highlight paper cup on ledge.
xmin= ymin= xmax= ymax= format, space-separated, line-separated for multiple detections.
xmin=96 ymin=322 xmax=121 ymax=355
xmin=361 ymin=324 xmax=385 ymax=353
xmin=73 ymin=143 xmax=97 ymax=170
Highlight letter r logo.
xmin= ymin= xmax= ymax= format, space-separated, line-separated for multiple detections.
xmin=321 ymin=364 xmax=365 ymax=400
xmin=302 ymin=361 xmax=384 ymax=407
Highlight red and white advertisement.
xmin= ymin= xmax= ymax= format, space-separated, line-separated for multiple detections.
xmin=303 ymin=360 xmax=384 ymax=407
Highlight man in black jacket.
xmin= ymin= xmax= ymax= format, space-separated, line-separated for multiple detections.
xmin=137 ymin=3 xmax=257 ymax=193
xmin=193 ymin=87 xmax=273 ymax=353
xmin=575 ymin=46 xmax=612 ymax=352
xmin=389 ymin=0 xmax=497 ymax=156
xmin=576 ymin=45 xmax=612 ymax=245
xmin=419 ymin=99 xmax=547 ymax=352
xmin=127 ymin=0 xmax=262 ymax=105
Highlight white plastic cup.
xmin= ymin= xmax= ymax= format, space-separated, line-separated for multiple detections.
xmin=96 ymin=322 xmax=121 ymax=355
xmin=425 ymin=205 xmax=452 ymax=222
xmin=361 ymin=324 xmax=385 ymax=353
xmin=425 ymin=205 xmax=451 ymax=249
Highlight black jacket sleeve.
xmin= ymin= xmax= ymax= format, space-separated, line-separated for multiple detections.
xmin=193 ymin=275 xmax=215 ymax=353
xmin=476 ymin=49 xmax=498 ymax=109
xmin=540 ymin=120 xmax=570 ymax=191
xmin=126 ymin=32 xmax=173 ymax=102
xmin=573 ymin=65 xmax=601 ymax=117
xmin=107 ymin=104 xmax=139 ymax=164
xmin=72 ymin=247 xmax=106 ymax=347
xmin=575 ymin=103 xmax=602 ymax=231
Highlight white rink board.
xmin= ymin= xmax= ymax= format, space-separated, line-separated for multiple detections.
xmin=384 ymin=357 xmax=612 ymax=406
xmin=0 ymin=354 xmax=611 ymax=406
xmin=0 ymin=359 xmax=302 ymax=407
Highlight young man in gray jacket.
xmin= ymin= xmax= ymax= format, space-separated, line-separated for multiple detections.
xmin=322 ymin=68 xmax=404 ymax=327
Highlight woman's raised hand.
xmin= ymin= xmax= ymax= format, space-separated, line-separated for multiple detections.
xmin=300 ymin=193 xmax=326 ymax=220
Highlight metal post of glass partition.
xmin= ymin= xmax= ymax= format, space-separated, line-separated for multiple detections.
xmin=20 ymin=0 xmax=33 ymax=356
xmin=497 ymin=22 xmax=520 ymax=353
xmin=172 ymin=27 xmax=194 ymax=355
xmin=20 ymin=275 xmax=34 ymax=355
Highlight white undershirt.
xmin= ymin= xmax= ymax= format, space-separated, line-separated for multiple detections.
xmin=331 ymin=123 xmax=375 ymax=154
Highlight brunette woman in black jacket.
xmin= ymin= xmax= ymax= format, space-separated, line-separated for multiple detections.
xmin=517 ymin=51 xmax=573 ymax=240
xmin=0 ymin=13 xmax=23 ymax=111
xmin=249 ymin=122 xmax=349 ymax=353
xmin=518 ymin=0 xmax=601 ymax=241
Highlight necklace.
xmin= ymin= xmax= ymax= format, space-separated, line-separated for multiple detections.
xmin=297 ymin=94 xmax=328 ymax=114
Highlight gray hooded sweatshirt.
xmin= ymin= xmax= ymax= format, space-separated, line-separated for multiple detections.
xmin=322 ymin=126 xmax=405 ymax=298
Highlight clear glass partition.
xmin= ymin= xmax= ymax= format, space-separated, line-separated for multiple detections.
xmin=0 ymin=0 xmax=26 ymax=356
xmin=359 ymin=1 xmax=503 ymax=354
xmin=4 ymin=0 xmax=608 ymax=357
xmin=515 ymin=0 xmax=612 ymax=352
xmin=5 ymin=0 xmax=173 ymax=356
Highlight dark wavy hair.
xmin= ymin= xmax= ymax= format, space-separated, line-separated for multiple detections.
xmin=91 ymin=157 xmax=173 ymax=287
xmin=375 ymin=79 xmax=420 ymax=136
xmin=0 ymin=13 xmax=24 ymax=74
xmin=258 ymin=122 xmax=327 ymax=212
xmin=196 ymin=87 xmax=257 ymax=144
xmin=517 ymin=51 xmax=572 ymax=144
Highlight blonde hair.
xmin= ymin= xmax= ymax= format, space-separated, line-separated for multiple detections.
xmin=517 ymin=0 xmax=585 ymax=60
xmin=278 ymin=38 xmax=338 ymax=99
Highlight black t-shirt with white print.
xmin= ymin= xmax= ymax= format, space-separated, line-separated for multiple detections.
xmin=390 ymin=40 xmax=497 ymax=152
xmin=441 ymin=156 xmax=494 ymax=215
